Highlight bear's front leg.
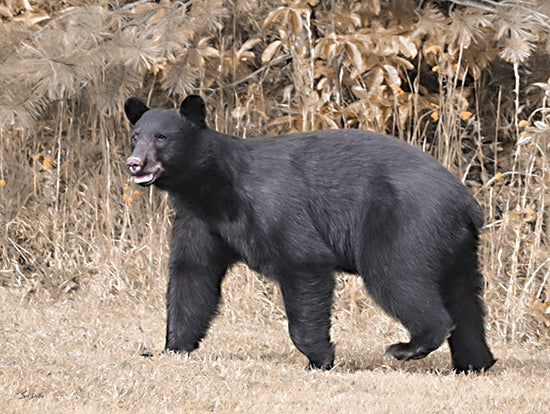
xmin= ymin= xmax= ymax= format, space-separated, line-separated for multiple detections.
xmin=165 ymin=214 xmax=234 ymax=353
xmin=279 ymin=270 xmax=336 ymax=370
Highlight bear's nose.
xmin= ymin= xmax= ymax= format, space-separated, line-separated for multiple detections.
xmin=127 ymin=156 xmax=143 ymax=174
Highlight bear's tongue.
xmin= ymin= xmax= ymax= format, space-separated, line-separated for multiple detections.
xmin=134 ymin=173 xmax=154 ymax=184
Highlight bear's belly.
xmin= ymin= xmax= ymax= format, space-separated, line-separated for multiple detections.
xmin=218 ymin=216 xmax=342 ymax=279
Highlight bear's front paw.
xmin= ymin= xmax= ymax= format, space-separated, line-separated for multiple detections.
xmin=164 ymin=339 xmax=199 ymax=355
xmin=308 ymin=358 xmax=334 ymax=371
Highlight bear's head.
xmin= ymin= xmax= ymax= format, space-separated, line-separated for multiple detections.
xmin=124 ymin=95 xmax=207 ymax=187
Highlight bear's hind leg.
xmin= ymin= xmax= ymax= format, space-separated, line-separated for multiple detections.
xmin=445 ymin=289 xmax=496 ymax=373
xmin=361 ymin=266 xmax=455 ymax=362
xmin=357 ymin=199 xmax=455 ymax=364
xmin=381 ymin=288 xmax=455 ymax=361
xmin=279 ymin=270 xmax=336 ymax=370
xmin=441 ymin=239 xmax=495 ymax=372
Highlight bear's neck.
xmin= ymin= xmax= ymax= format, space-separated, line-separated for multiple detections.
xmin=169 ymin=129 xmax=247 ymax=223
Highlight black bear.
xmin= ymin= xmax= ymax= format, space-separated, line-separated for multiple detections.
xmin=124 ymin=95 xmax=496 ymax=373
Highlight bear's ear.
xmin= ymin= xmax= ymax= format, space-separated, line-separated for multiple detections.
xmin=179 ymin=95 xmax=207 ymax=128
xmin=124 ymin=96 xmax=149 ymax=125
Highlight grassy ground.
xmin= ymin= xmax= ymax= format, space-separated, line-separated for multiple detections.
xmin=2 ymin=267 xmax=550 ymax=413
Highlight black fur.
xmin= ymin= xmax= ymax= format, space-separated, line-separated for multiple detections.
xmin=124 ymin=95 xmax=496 ymax=373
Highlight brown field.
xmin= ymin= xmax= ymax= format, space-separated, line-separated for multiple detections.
xmin=2 ymin=267 xmax=550 ymax=413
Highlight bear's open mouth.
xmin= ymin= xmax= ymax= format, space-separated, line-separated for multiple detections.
xmin=133 ymin=167 xmax=162 ymax=186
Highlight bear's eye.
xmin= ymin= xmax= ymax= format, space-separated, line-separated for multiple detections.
xmin=154 ymin=133 xmax=166 ymax=141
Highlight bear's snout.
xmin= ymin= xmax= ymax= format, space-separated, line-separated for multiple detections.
xmin=126 ymin=155 xmax=162 ymax=186
xmin=127 ymin=156 xmax=143 ymax=175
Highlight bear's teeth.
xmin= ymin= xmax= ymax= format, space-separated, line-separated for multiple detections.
xmin=134 ymin=173 xmax=154 ymax=184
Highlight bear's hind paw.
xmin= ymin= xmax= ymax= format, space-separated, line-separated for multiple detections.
xmin=385 ymin=342 xmax=433 ymax=361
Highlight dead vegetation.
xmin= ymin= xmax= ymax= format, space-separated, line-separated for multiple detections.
xmin=2 ymin=271 xmax=550 ymax=412
xmin=1 ymin=0 xmax=550 ymax=409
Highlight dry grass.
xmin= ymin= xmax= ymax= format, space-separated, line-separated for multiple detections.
xmin=2 ymin=268 xmax=550 ymax=413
